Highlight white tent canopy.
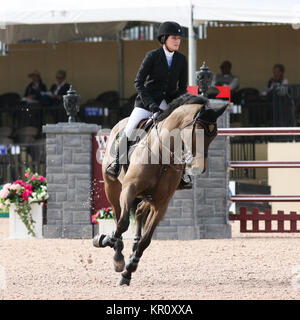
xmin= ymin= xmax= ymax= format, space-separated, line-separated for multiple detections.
xmin=1 ymin=0 xmax=300 ymax=28
xmin=0 ymin=0 xmax=191 ymax=28
xmin=0 ymin=0 xmax=300 ymax=85
xmin=193 ymin=0 xmax=300 ymax=25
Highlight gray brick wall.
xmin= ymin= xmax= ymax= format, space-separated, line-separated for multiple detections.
xmin=154 ymin=100 xmax=231 ymax=239
xmin=42 ymin=123 xmax=100 ymax=238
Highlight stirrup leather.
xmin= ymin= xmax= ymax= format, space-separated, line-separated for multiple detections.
xmin=177 ymin=175 xmax=193 ymax=190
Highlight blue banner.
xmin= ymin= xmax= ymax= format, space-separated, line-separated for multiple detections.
xmin=85 ymin=107 xmax=101 ymax=116
xmin=0 ymin=145 xmax=7 ymax=155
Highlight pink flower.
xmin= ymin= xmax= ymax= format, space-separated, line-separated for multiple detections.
xmin=0 ymin=203 xmax=6 ymax=209
xmin=38 ymin=176 xmax=46 ymax=182
xmin=0 ymin=188 xmax=10 ymax=199
xmin=22 ymin=189 xmax=32 ymax=201
xmin=30 ymin=175 xmax=36 ymax=181
xmin=3 ymin=183 xmax=12 ymax=190
xmin=91 ymin=214 xmax=98 ymax=224
xmin=25 ymin=172 xmax=30 ymax=177
xmin=13 ymin=180 xmax=25 ymax=186
xmin=24 ymin=184 xmax=33 ymax=191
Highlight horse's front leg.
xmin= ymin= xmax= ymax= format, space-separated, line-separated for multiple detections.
xmin=92 ymin=177 xmax=125 ymax=272
xmin=118 ymin=203 xmax=167 ymax=286
xmin=93 ymin=229 xmax=125 ymax=272
xmin=106 ymin=183 xmax=136 ymax=272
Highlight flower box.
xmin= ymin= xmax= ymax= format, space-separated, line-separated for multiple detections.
xmin=0 ymin=168 xmax=48 ymax=238
xmin=9 ymin=203 xmax=43 ymax=239
xmin=97 ymin=219 xmax=136 ymax=239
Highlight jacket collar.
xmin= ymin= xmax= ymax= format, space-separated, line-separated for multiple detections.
xmin=159 ymin=46 xmax=178 ymax=70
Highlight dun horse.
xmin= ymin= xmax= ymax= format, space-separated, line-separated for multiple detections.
xmin=93 ymin=94 xmax=228 ymax=285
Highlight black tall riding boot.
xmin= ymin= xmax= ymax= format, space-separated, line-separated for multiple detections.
xmin=105 ymin=133 xmax=128 ymax=178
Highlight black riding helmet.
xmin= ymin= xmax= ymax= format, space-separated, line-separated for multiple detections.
xmin=157 ymin=21 xmax=182 ymax=44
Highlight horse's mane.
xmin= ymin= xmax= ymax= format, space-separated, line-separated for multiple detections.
xmin=157 ymin=93 xmax=208 ymax=122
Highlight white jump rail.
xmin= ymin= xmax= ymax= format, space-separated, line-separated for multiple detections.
xmin=221 ymin=127 xmax=300 ymax=202
xmin=230 ymin=161 xmax=300 ymax=168
xmin=231 ymin=195 xmax=300 ymax=202
xmin=218 ymin=127 xmax=300 ymax=136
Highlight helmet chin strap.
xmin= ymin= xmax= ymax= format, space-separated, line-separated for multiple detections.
xmin=163 ymin=43 xmax=174 ymax=53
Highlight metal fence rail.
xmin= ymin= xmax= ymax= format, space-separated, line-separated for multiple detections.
xmin=224 ymin=126 xmax=300 ymax=232
xmin=230 ymin=161 xmax=300 ymax=168
xmin=219 ymin=127 xmax=300 ymax=136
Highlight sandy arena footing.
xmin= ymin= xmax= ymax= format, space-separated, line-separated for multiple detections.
xmin=1 ymin=218 xmax=300 ymax=300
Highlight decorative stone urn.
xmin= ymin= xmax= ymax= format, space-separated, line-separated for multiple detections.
xmin=63 ymin=86 xmax=80 ymax=123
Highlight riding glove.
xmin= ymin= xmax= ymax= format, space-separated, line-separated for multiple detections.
xmin=149 ymin=103 xmax=160 ymax=113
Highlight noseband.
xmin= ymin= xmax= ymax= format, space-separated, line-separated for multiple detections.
xmin=182 ymin=108 xmax=218 ymax=138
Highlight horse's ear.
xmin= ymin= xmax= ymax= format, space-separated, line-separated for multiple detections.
xmin=214 ymin=103 xmax=229 ymax=119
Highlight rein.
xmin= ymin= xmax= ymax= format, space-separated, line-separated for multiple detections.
xmin=151 ymin=107 xmax=217 ymax=171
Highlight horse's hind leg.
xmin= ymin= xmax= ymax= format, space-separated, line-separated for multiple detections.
xmin=131 ymin=198 xmax=143 ymax=252
xmin=132 ymin=200 xmax=150 ymax=252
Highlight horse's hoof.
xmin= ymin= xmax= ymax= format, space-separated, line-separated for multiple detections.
xmin=113 ymin=251 xmax=125 ymax=272
xmin=117 ymin=274 xmax=131 ymax=286
xmin=92 ymin=234 xmax=106 ymax=248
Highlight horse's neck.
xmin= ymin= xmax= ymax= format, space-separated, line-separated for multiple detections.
xmin=160 ymin=104 xmax=202 ymax=131
xmin=152 ymin=104 xmax=202 ymax=159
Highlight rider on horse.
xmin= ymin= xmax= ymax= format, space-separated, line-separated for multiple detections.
xmin=106 ymin=21 xmax=192 ymax=189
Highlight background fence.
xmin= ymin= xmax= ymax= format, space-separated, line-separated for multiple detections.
xmin=0 ymin=142 xmax=45 ymax=184
xmin=221 ymin=127 xmax=300 ymax=233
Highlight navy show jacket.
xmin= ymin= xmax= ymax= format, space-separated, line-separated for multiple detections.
xmin=134 ymin=46 xmax=187 ymax=111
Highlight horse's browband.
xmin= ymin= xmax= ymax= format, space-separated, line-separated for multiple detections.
xmin=195 ymin=118 xmax=217 ymax=137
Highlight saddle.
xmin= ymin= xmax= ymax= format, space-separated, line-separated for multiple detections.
xmin=112 ymin=116 xmax=155 ymax=163
xmin=129 ymin=116 xmax=155 ymax=146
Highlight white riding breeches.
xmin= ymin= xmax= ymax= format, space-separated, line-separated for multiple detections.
xmin=123 ymin=100 xmax=169 ymax=138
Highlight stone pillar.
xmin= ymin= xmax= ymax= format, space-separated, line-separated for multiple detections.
xmin=154 ymin=100 xmax=231 ymax=239
xmin=196 ymin=100 xmax=231 ymax=238
xmin=42 ymin=123 xmax=100 ymax=238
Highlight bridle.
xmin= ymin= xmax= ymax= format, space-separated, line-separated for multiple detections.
xmin=179 ymin=108 xmax=218 ymax=159
xmin=182 ymin=108 xmax=217 ymax=137
xmin=149 ymin=106 xmax=218 ymax=170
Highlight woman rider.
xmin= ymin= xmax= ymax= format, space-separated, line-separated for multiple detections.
xmin=106 ymin=21 xmax=192 ymax=189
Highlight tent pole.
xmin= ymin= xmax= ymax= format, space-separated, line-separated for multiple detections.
xmin=117 ymin=31 xmax=124 ymax=105
xmin=188 ymin=3 xmax=196 ymax=86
